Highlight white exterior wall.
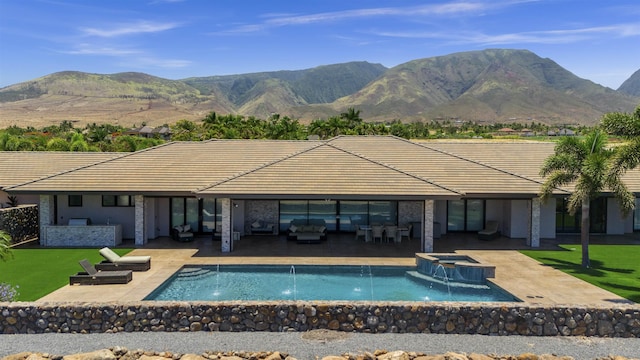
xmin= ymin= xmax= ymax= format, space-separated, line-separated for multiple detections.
xmin=485 ymin=199 xmax=504 ymax=233
xmin=508 ymin=200 xmax=530 ymax=238
xmin=57 ymin=195 xmax=136 ymax=239
xmin=606 ymin=198 xmax=629 ymax=235
xmin=506 ymin=199 xmax=555 ymax=239
xmin=540 ymin=199 xmax=556 ymax=239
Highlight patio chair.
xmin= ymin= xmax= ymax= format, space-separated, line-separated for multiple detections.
xmin=371 ymin=225 xmax=384 ymax=243
xmin=384 ymin=225 xmax=399 ymax=243
xmin=95 ymin=247 xmax=151 ymax=271
xmin=400 ymin=224 xmax=413 ymax=241
xmin=478 ymin=221 xmax=500 ymax=240
xmin=69 ymin=259 xmax=133 ymax=285
xmin=354 ymin=224 xmax=367 ymax=241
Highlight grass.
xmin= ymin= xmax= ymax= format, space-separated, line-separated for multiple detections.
xmin=0 ymin=248 xmax=132 ymax=301
xmin=521 ymin=245 xmax=640 ymax=303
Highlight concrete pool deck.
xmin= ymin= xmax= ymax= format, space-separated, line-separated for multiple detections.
xmin=36 ymin=235 xmax=634 ymax=306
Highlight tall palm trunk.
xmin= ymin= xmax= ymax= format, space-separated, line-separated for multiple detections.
xmin=581 ymin=198 xmax=590 ymax=268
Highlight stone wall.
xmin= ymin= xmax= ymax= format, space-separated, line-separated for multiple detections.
xmin=0 ymin=205 xmax=38 ymax=244
xmin=245 ymin=200 xmax=279 ymax=234
xmin=1 ymin=302 xmax=638 ymax=337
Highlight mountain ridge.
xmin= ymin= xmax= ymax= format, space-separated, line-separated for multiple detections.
xmin=0 ymin=49 xmax=638 ymax=128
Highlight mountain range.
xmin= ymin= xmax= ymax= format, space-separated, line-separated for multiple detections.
xmin=0 ymin=49 xmax=638 ymax=128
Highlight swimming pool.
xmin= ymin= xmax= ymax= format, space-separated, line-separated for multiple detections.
xmin=144 ymin=265 xmax=518 ymax=302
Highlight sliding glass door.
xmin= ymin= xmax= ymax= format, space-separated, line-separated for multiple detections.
xmin=447 ymin=199 xmax=485 ymax=232
xmin=171 ymin=197 xmax=221 ymax=234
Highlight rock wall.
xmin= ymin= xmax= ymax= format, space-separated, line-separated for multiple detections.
xmin=1 ymin=302 xmax=639 ymax=337
xmin=0 ymin=204 xmax=38 ymax=243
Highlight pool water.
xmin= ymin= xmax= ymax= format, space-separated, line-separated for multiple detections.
xmin=144 ymin=265 xmax=518 ymax=302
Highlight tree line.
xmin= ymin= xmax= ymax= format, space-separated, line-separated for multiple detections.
xmin=0 ymin=109 xmax=595 ymax=152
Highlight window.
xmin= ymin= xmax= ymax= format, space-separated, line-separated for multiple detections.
xmin=68 ymin=195 xmax=82 ymax=207
xmin=102 ymin=195 xmax=133 ymax=207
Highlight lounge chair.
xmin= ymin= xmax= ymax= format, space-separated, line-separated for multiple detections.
xmin=95 ymin=247 xmax=151 ymax=271
xmin=69 ymin=259 xmax=133 ymax=285
xmin=478 ymin=221 xmax=500 ymax=240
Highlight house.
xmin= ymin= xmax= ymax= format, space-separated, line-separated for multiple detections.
xmin=2 ymin=136 xmax=640 ymax=252
xmin=124 ymin=126 xmax=172 ymax=140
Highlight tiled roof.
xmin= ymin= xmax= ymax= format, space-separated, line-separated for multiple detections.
xmin=0 ymin=152 xmax=121 ymax=189
xmin=12 ymin=136 xmax=640 ymax=198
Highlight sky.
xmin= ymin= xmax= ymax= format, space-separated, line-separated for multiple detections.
xmin=0 ymin=0 xmax=639 ymax=89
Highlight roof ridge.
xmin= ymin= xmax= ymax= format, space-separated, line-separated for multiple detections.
xmin=4 ymin=142 xmax=177 ymax=190
xmin=326 ymin=140 xmax=464 ymax=196
xmin=194 ymin=141 xmax=325 ymax=193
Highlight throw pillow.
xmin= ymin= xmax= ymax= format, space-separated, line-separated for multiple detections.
xmin=252 ymin=221 xmax=261 ymax=228
xmin=183 ymin=224 xmax=191 ymax=232
xmin=289 ymin=224 xmax=298 ymax=233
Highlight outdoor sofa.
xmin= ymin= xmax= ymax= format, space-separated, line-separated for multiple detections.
xmin=287 ymin=219 xmax=327 ymax=244
xmin=69 ymin=259 xmax=133 ymax=285
xmin=95 ymin=247 xmax=151 ymax=271
xmin=249 ymin=220 xmax=275 ymax=235
xmin=171 ymin=224 xmax=194 ymax=242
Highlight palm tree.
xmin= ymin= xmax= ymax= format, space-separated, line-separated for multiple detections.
xmin=601 ymin=105 xmax=640 ymax=176
xmin=0 ymin=230 xmax=12 ymax=262
xmin=539 ymin=129 xmax=634 ymax=268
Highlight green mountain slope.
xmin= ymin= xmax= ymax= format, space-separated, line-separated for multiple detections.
xmin=327 ymin=49 xmax=638 ymax=125
xmin=618 ymin=69 xmax=640 ymax=96
xmin=0 ymin=50 xmax=637 ymax=127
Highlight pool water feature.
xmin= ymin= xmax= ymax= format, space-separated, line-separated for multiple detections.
xmin=144 ymin=262 xmax=517 ymax=302
xmin=416 ymin=253 xmax=496 ymax=284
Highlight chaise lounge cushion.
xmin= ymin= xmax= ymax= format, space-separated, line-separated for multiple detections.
xmin=70 ymin=259 xmax=133 ymax=285
xmin=478 ymin=221 xmax=500 ymax=240
xmin=96 ymin=247 xmax=151 ymax=271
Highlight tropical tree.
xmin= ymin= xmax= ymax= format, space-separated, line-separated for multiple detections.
xmin=601 ymin=105 xmax=640 ymax=175
xmin=539 ymin=129 xmax=635 ymax=268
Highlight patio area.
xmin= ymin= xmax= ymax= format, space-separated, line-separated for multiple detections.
xmin=35 ymin=233 xmax=638 ymax=306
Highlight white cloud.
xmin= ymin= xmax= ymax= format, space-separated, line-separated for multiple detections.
xmin=80 ymin=20 xmax=179 ymax=38
xmin=219 ymin=1 xmax=496 ymax=34
xmin=372 ymin=23 xmax=640 ymax=45
xmin=61 ymin=44 xmax=141 ymax=56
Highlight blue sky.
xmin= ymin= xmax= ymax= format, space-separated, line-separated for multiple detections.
xmin=0 ymin=0 xmax=639 ymax=89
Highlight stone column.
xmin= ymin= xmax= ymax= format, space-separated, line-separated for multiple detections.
xmin=529 ymin=197 xmax=541 ymax=248
xmin=38 ymin=195 xmax=54 ymax=246
xmin=134 ymin=195 xmax=147 ymax=246
xmin=220 ymin=198 xmax=232 ymax=252
xmin=423 ymin=199 xmax=434 ymax=253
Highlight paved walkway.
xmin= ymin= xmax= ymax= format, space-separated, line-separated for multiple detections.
xmin=37 ymin=235 xmax=634 ymax=306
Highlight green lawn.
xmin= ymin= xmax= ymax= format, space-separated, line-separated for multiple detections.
xmin=0 ymin=248 xmax=132 ymax=301
xmin=521 ymin=245 xmax=640 ymax=303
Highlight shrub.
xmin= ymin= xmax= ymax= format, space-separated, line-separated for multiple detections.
xmin=0 ymin=282 xmax=19 ymax=301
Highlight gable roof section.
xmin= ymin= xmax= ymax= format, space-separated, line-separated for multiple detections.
xmin=0 ymin=152 xmax=120 ymax=189
xmin=5 ymin=140 xmax=320 ymax=194
xmin=196 ymin=142 xmax=461 ymax=199
xmin=330 ymin=137 xmax=559 ymax=197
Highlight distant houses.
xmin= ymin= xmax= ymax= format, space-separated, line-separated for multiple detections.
xmin=493 ymin=127 xmax=577 ymax=137
xmin=123 ymin=125 xmax=172 ymax=140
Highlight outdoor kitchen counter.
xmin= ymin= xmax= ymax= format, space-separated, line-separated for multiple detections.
xmin=42 ymin=224 xmax=122 ymax=247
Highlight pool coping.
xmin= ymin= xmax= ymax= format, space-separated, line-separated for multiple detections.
xmin=34 ymin=249 xmax=636 ymax=307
